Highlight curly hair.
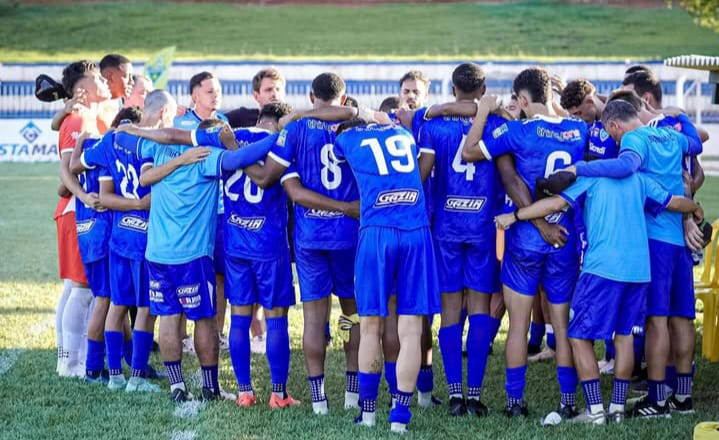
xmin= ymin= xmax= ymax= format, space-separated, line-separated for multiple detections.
xmin=513 ymin=67 xmax=551 ymax=104
xmin=560 ymin=79 xmax=596 ymax=110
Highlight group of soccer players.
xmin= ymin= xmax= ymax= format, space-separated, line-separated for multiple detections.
xmin=51 ymin=54 xmax=709 ymax=432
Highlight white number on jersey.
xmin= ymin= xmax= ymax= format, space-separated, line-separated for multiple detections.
xmin=224 ymin=170 xmax=264 ymax=204
xmin=360 ymin=134 xmax=415 ymax=175
xmin=544 ymin=151 xmax=573 ymax=178
xmin=320 ymin=143 xmax=342 ymax=190
xmin=452 ymin=135 xmax=475 ymax=181
xmin=115 ymin=159 xmax=140 ymax=199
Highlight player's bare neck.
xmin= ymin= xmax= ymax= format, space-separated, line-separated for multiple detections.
xmin=525 ymin=102 xmax=553 ymax=119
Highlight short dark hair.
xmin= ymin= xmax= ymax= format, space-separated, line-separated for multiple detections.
xmin=336 ymin=118 xmax=369 ymax=137
xmin=259 ymin=102 xmax=293 ymax=122
xmin=189 ymin=71 xmax=216 ymax=94
xmin=560 ymin=79 xmax=595 ymax=110
xmin=607 ymin=89 xmax=644 ymax=111
xmin=623 ymin=71 xmax=662 ymax=105
xmin=252 ymin=67 xmax=285 ymax=92
xmin=344 ymin=96 xmax=359 ymax=108
xmin=311 ymin=73 xmax=345 ymax=101
xmin=111 ymin=106 xmax=143 ymax=128
xmin=99 ymin=54 xmax=130 ymax=72
xmin=399 ymin=70 xmax=429 ymax=88
xmin=61 ymin=60 xmax=98 ymax=98
xmin=601 ymin=100 xmax=639 ymax=126
xmin=379 ymin=96 xmax=400 ymax=113
xmin=451 ymin=63 xmax=485 ymax=94
xmin=513 ymin=67 xmax=551 ymax=104
xmin=624 ymin=64 xmax=653 ymax=76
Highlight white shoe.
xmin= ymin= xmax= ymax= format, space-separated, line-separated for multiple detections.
xmin=354 ymin=411 xmax=376 ymax=427
xmin=218 ymin=386 xmax=236 ymax=401
xmin=182 ymin=336 xmax=196 ymax=355
xmin=108 ymin=374 xmax=127 ymax=390
xmin=126 ymin=376 xmax=161 ymax=393
xmin=344 ymin=391 xmax=359 ymax=409
xmin=251 ymin=334 xmax=266 ymax=354
xmin=528 ymin=346 xmax=555 ymax=362
xmin=390 ymin=422 xmax=408 ymax=434
xmin=571 ymin=410 xmax=607 ymax=425
xmin=59 ymin=360 xmax=85 ymax=378
xmin=598 ymin=359 xmax=615 ymax=375
xmin=313 ymin=400 xmax=329 ymax=415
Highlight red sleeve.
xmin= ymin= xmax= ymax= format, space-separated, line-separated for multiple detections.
xmin=58 ymin=114 xmax=83 ymax=157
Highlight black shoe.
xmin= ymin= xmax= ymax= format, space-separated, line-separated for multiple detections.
xmin=558 ymin=404 xmax=579 ymax=420
xmin=146 ymin=364 xmax=168 ymax=381
xmin=668 ymin=395 xmax=695 ymax=415
xmin=630 ymin=396 xmax=671 ymax=419
xmin=527 ymin=344 xmax=542 ymax=356
xmin=448 ymin=397 xmax=467 ymax=416
xmin=505 ymin=402 xmax=528 ymax=418
xmin=151 ymin=340 xmax=160 ymax=353
xmin=466 ymin=398 xmax=488 ymax=417
xmin=201 ymin=386 xmax=220 ymax=402
xmin=171 ymin=388 xmax=190 ymax=403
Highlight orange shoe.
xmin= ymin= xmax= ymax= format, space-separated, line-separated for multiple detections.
xmin=236 ymin=392 xmax=257 ymax=408
xmin=269 ymin=393 xmax=301 ymax=409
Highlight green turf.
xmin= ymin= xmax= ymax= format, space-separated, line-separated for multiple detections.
xmin=0 ymin=1 xmax=717 ymax=62
xmin=0 ymin=162 xmax=718 ymax=438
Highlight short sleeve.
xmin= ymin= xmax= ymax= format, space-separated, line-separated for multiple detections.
xmin=676 ymin=130 xmax=690 ymax=155
xmin=58 ymin=114 xmax=83 ymax=156
xmin=139 ymin=139 xmax=158 ymax=164
xmin=200 ymin=148 xmax=225 ymax=178
xmin=80 ymin=137 xmax=104 ymax=169
xmin=411 ymin=107 xmax=428 ymax=140
xmin=481 ymin=120 xmax=516 ymax=160
xmin=618 ymin=131 xmax=646 ymax=165
xmin=280 ymin=163 xmax=300 ymax=184
xmin=640 ymin=174 xmax=672 ymax=217
xmin=559 ymin=176 xmax=593 ymax=205
xmin=417 ymin=121 xmax=435 ymax=156
xmin=267 ymin=121 xmax=297 ymax=168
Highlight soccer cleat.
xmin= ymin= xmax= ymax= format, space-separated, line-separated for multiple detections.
xmin=571 ymin=410 xmax=607 ymax=425
xmin=667 ymin=395 xmax=695 ymax=415
xmin=466 ymin=399 xmax=489 ymax=417
xmin=527 ymin=343 xmax=542 ymax=356
xmin=447 ymin=397 xmax=467 ymax=416
xmin=146 ymin=365 xmax=168 ymax=381
xmin=218 ymin=386 xmax=237 ymax=401
xmin=201 ymin=387 xmax=220 ymax=402
xmin=557 ymin=404 xmax=580 ymax=420
xmin=390 ymin=423 xmax=408 ymax=434
xmin=126 ymin=377 xmax=161 ymax=393
xmin=235 ymin=392 xmax=257 ymax=408
xmin=344 ymin=391 xmax=360 ymax=410
xmin=607 ymin=411 xmax=625 ymax=424
xmin=107 ymin=375 xmax=127 ymax=390
xmin=528 ymin=346 xmax=555 ymax=362
xmin=354 ymin=411 xmax=376 ymax=427
xmin=417 ymin=392 xmax=441 ymax=408
xmin=505 ymin=402 xmax=529 ymax=418
xmin=182 ymin=336 xmax=196 ymax=355
xmin=629 ymin=397 xmax=671 ymax=419
xmin=269 ymin=393 xmax=301 ymax=409
xmin=84 ymin=370 xmax=109 ymax=385
xmin=312 ymin=400 xmax=329 ymax=415
xmin=171 ymin=388 xmax=191 ymax=404
xmin=598 ymin=359 xmax=615 ymax=375
xmin=250 ymin=334 xmax=266 ymax=354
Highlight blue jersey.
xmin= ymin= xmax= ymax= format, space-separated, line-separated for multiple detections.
xmin=587 ymin=120 xmax=619 ymax=160
xmin=223 ymin=129 xmax=288 ymax=260
xmin=649 ymin=113 xmax=702 ymax=174
xmin=140 ymin=142 xmax=225 ymax=264
xmin=333 ymin=124 xmax=428 ymax=230
xmin=561 ymin=174 xmax=671 ymax=282
xmin=418 ymin=113 xmax=506 ymax=244
xmin=483 ymin=114 xmax=588 ymax=253
xmin=268 ymin=118 xmax=359 ymax=250
xmin=76 ymin=137 xmax=112 ymax=263
xmin=620 ymin=126 xmax=690 ymax=246
xmin=81 ymin=132 xmax=151 ymax=261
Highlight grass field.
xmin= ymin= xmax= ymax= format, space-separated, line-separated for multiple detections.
xmin=0 ymin=1 xmax=718 ymax=62
xmin=1 ymin=162 xmax=718 ymax=439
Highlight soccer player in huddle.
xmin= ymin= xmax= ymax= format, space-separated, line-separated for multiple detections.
xmin=495 ymin=100 xmax=704 ymax=424
xmin=332 ymin=118 xmax=440 ymax=433
xmin=561 ymin=79 xmax=618 ymax=161
xmin=462 ymin=67 xmax=587 ymax=418
xmin=417 ymin=63 xmax=504 ymax=417
xmin=218 ymin=72 xmax=362 ymax=414
xmin=226 ymin=67 xmax=286 ymax=128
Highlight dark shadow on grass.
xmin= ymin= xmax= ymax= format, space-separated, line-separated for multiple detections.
xmin=0 ymin=306 xmax=55 ymax=315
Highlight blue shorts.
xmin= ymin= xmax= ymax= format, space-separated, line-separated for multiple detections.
xmin=225 ymin=252 xmax=296 ymax=310
xmin=83 ymin=256 xmax=110 ymax=298
xmin=647 ymin=239 xmax=695 ymax=319
xmin=355 ymin=226 xmax=440 ymax=317
xmin=147 ymin=256 xmax=217 ymax=321
xmin=501 ymin=243 xmax=579 ymax=304
xmin=435 ymin=240 xmax=500 ymax=294
xmin=294 ymin=245 xmax=355 ymax=302
xmin=214 ymin=214 xmax=225 ymax=275
xmin=568 ymin=273 xmax=648 ymax=340
xmin=109 ymin=251 xmax=149 ymax=307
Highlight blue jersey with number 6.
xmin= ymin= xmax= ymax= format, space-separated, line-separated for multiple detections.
xmin=482 ymin=115 xmax=587 ymax=253
xmin=268 ymin=118 xmax=359 ymax=250
xmin=332 ymin=123 xmax=428 ymax=230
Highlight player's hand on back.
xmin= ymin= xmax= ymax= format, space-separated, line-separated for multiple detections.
xmin=137 ymin=193 xmax=151 ymax=210
xmin=341 ymin=200 xmax=361 ymax=219
xmin=82 ymin=192 xmax=106 ymax=212
xmin=535 ymin=221 xmax=568 ymax=248
xmin=476 ymin=95 xmax=499 ymax=115
xmin=178 ymin=147 xmax=211 ymax=165
xmin=494 ymin=213 xmax=516 ymax=230
xmin=65 ymin=88 xmax=88 ymax=115
xmin=683 ymin=215 xmax=704 ymax=252
xmin=176 ymin=105 xmax=188 ymax=117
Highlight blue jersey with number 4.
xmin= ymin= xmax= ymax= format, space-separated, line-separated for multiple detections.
xmin=418 ymin=114 xmax=506 ymax=244
xmin=76 ymin=137 xmax=112 ymax=263
xmin=81 ymin=132 xmax=151 ymax=261
xmin=223 ymin=129 xmax=288 ymax=260
xmin=268 ymin=118 xmax=359 ymax=250
xmin=482 ymin=114 xmax=587 ymax=253
xmin=333 ymin=123 xmax=428 ymax=230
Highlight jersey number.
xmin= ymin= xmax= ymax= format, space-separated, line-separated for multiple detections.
xmin=225 ymin=170 xmax=263 ymax=204
xmin=453 ymin=136 xmax=475 ymax=181
xmin=544 ymin=151 xmax=572 ymax=178
xmin=115 ymin=160 xmax=140 ymax=199
xmin=360 ymin=134 xmax=415 ymax=175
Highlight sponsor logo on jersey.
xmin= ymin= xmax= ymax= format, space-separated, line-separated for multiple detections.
xmin=537 ymin=126 xmax=582 ymax=143
xmin=599 ymin=128 xmax=610 ymax=142
xmin=177 ymin=284 xmax=200 ymax=296
xmin=492 ymin=123 xmax=508 ymax=139
xmin=228 ymin=214 xmax=265 ymax=231
xmin=179 ymin=120 xmax=196 ymax=127
xmin=374 ymin=189 xmax=419 ymax=208
xmin=149 ymin=280 xmax=160 ymax=290
xmin=179 ymin=294 xmax=201 ymax=309
xmin=76 ymin=219 xmax=95 ymax=234
xmin=149 ymin=289 xmax=163 ymax=302
xmin=276 ymin=129 xmax=287 ymax=147
xmin=545 ymin=211 xmax=565 ymax=224
xmin=588 ymin=142 xmax=606 ymax=156
xmin=305 ymin=208 xmax=344 ymax=219
xmin=118 ymin=215 xmax=148 ymax=232
xmin=444 ymin=196 xmax=486 ymax=212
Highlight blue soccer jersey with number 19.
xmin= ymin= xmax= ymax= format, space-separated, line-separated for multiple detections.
xmin=481 ymin=115 xmax=588 ymax=253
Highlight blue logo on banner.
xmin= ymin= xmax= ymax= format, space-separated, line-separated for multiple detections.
xmin=20 ymin=122 xmax=41 ymax=143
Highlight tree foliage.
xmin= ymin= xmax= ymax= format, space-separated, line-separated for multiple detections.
xmin=674 ymin=0 xmax=719 ymax=32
